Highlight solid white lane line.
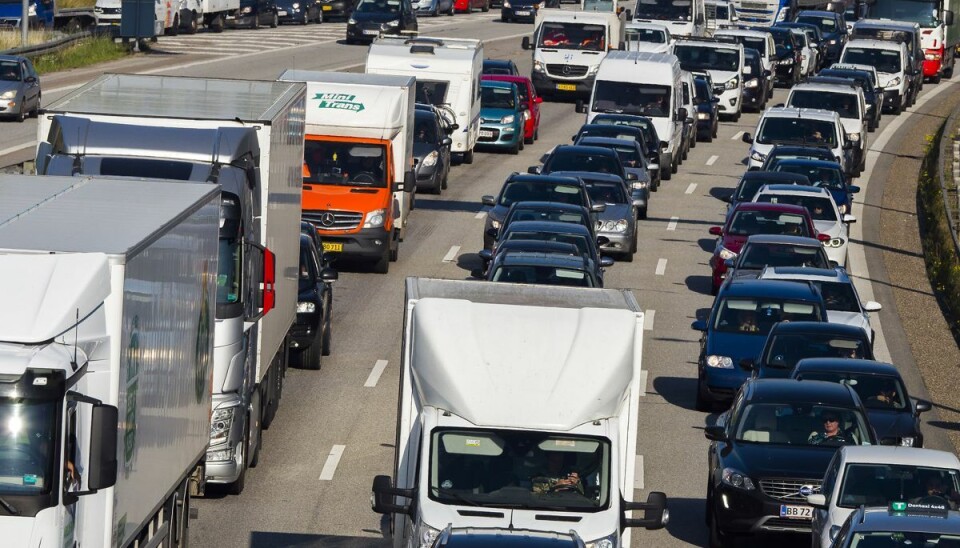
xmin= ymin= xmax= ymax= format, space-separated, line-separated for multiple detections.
xmin=644 ymin=309 xmax=656 ymax=331
xmin=634 ymin=455 xmax=645 ymax=490
xmin=442 ymin=245 xmax=461 ymax=263
xmin=474 ymin=210 xmax=487 ymax=220
xmin=731 ymin=131 xmax=744 ymax=141
xmin=685 ymin=183 xmax=697 ymax=194
xmin=667 ymin=216 xmax=679 ymax=231
xmin=706 ymin=155 xmax=719 ymax=166
xmin=364 ymin=360 xmax=389 ymax=388
xmin=655 ymin=258 xmax=667 ymax=276
xmin=318 ymin=445 xmax=346 ymax=481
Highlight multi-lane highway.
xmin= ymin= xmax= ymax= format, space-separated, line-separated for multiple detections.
xmin=2 ymin=10 xmax=959 ymax=547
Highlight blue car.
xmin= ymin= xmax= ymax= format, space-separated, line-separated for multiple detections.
xmin=691 ymin=278 xmax=828 ymax=410
xmin=768 ymin=158 xmax=860 ymax=215
xmin=478 ymin=80 xmax=525 ymax=154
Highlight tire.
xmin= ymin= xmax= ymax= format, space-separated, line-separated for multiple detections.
xmin=30 ymin=94 xmax=40 ymax=118
xmin=226 ymin=443 xmax=247 ymax=495
xmin=297 ymin=332 xmax=322 ymax=370
xmin=448 ymin=1 xmax=454 ymax=15
xmin=638 ymin=206 xmax=647 ymax=220
xmin=321 ymin=296 xmax=332 ymax=356
xmin=212 ymin=15 xmax=225 ymax=32
xmin=186 ymin=12 xmax=199 ymax=33
xmin=671 ymin=158 xmax=678 ymax=174
xmin=893 ymin=97 xmax=903 ymax=115
xmin=661 ymin=166 xmax=671 ymax=181
xmin=271 ymin=12 xmax=279 ymax=27
xmin=502 ymin=15 xmax=510 ymax=22
xmin=389 ymin=241 xmax=399 ymax=262
xmin=534 ymin=127 xmax=539 ymax=141
xmin=301 ymin=13 xmax=309 ymax=24
xmin=15 ymin=102 xmax=25 ymax=123
xmin=709 ymin=510 xmax=733 ymax=548
xmin=441 ymin=169 xmax=449 ymax=189
xmin=681 ymin=142 xmax=689 ymax=161
xmin=252 ymin=14 xmax=260 ymax=29
xmin=509 ymin=141 xmax=520 ymax=154
xmin=168 ymin=15 xmax=180 ymax=35
xmin=481 ymin=0 xmax=489 ymax=11
xmin=316 ymin=10 xmax=323 ymax=23
xmin=463 ymin=149 xmax=474 ymax=164
xmin=695 ymin=382 xmax=711 ymax=412
xmin=712 ymin=122 xmax=718 ymax=139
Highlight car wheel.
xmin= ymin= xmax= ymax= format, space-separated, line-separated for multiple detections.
xmin=168 ymin=14 xmax=180 ymax=35
xmin=518 ymin=137 xmax=524 ymax=151
xmin=252 ymin=14 xmax=260 ymax=28
xmin=31 ymin=94 xmax=40 ymax=118
xmin=316 ymin=10 xmax=323 ymax=22
xmin=481 ymin=0 xmax=489 ymax=11
xmin=301 ymin=12 xmax=309 ymax=23
xmin=695 ymin=381 xmax=712 ymax=412
xmin=447 ymin=1 xmax=454 ymax=14
xmin=15 ymin=102 xmax=26 ymax=123
xmin=389 ymin=239 xmax=399 ymax=262
xmin=441 ymin=168 xmax=449 ymax=189
xmin=187 ymin=11 xmax=199 ymax=33
xmin=321 ymin=294 xmax=332 ymax=356
xmin=297 ymin=328 xmax=323 ymax=370
xmin=502 ymin=14 xmax=510 ymax=22
xmin=373 ymin=246 xmax=390 ymax=273
xmin=271 ymin=12 xmax=279 ymax=27
xmin=534 ymin=127 xmax=539 ymax=141
xmin=709 ymin=509 xmax=734 ymax=548
xmin=509 ymin=140 xmax=520 ymax=155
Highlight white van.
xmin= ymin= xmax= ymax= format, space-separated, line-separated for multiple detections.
xmin=840 ymin=38 xmax=911 ymax=115
xmin=672 ymin=38 xmax=744 ymax=121
xmin=705 ymin=0 xmax=738 ymax=31
xmin=632 ymin=0 xmax=706 ymax=37
xmin=624 ymin=21 xmax=672 ymax=52
xmin=680 ymin=70 xmax=697 ymax=157
xmin=367 ymin=36 xmax=484 ymax=163
xmin=743 ymin=107 xmax=851 ymax=173
xmin=787 ymin=81 xmax=868 ymax=176
xmin=714 ymin=28 xmax=775 ymax=97
xmin=579 ymin=51 xmax=686 ymax=179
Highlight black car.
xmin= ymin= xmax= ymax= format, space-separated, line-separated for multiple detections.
xmin=492 ymin=220 xmax=609 ymax=271
xmin=346 ymin=0 xmax=417 ymax=44
xmin=693 ymin=75 xmax=719 ymax=142
xmin=482 ymin=59 xmax=521 ymax=76
xmin=413 ymin=108 xmax=453 ymax=194
xmin=704 ymin=379 xmax=877 ymax=546
xmin=291 ymin=225 xmax=338 ymax=370
xmin=581 ymin=116 xmax=666 ymax=186
xmin=533 ymin=144 xmax=637 ymax=185
xmin=815 ymin=69 xmax=882 ymax=131
xmin=318 ymin=0 xmax=355 ymax=18
xmin=758 ymin=144 xmax=841 ymax=171
xmin=228 ymin=0 xmax=280 ymax=28
xmin=746 ymin=321 xmax=873 ymax=378
xmin=486 ymin=248 xmax=602 ymax=287
xmin=792 ymin=358 xmax=932 ymax=447
xmin=500 ymin=0 xmax=556 ymax=22
xmin=742 ymin=48 xmax=771 ymax=113
xmin=498 ymin=201 xmax=595 ymax=242
xmin=768 ymin=26 xmax=803 ymax=86
xmin=277 ymin=0 xmax=323 ymax=23
xmin=726 ymin=171 xmax=811 ymax=211
xmin=795 ymin=10 xmax=848 ymax=64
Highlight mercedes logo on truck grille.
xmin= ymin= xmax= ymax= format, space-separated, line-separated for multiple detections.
xmin=320 ymin=212 xmax=336 ymax=227
xmin=562 ymin=65 xmax=571 ymax=75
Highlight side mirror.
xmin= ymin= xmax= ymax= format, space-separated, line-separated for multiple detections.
xmin=591 ymin=203 xmax=607 ymax=212
xmin=597 ymin=235 xmax=610 ymax=246
xmin=535 ymin=96 xmax=543 ymax=104
xmin=320 ymin=268 xmax=339 ymax=282
xmin=676 ymin=107 xmax=688 ymax=121
xmin=842 ymin=213 xmax=857 ymax=223
xmin=848 ymin=185 xmax=860 ymax=194
xmin=575 ymin=99 xmax=587 ymax=114
xmin=915 ymin=399 xmax=932 ymax=413
xmin=441 ymin=137 xmax=452 ymax=146
xmin=626 ymin=172 xmax=638 ymax=181
xmin=695 ymin=14 xmax=704 ymax=25
xmin=691 ymin=319 xmax=707 ymax=331
xmin=600 ymin=256 xmax=615 ymax=268
xmin=741 ymin=132 xmax=753 ymax=144
xmin=723 ymin=195 xmax=732 ymax=203
xmin=449 ymin=123 xmax=460 ymax=131
xmin=88 ymin=404 xmax=119 ymax=492
xmin=522 ymin=36 xmax=531 ymax=50
xmin=863 ymin=300 xmax=882 ymax=312
xmin=623 ymin=491 xmax=669 ymax=530
xmin=371 ymin=475 xmax=414 ymax=515
xmin=807 ymin=494 xmax=827 ymax=509
xmin=739 ymin=358 xmax=755 ymax=371
xmin=527 ymin=165 xmax=541 ymax=174
xmin=481 ymin=195 xmax=496 ymax=206
xmin=24 ymin=76 xmax=37 ymax=83
xmin=843 ymin=140 xmax=854 ymax=150
xmin=723 ymin=258 xmax=734 ymax=268
xmin=945 ymin=10 xmax=955 ymax=26
xmin=709 ymin=226 xmax=723 ymax=236
xmin=660 ymin=140 xmax=669 ymax=151
xmin=478 ymin=248 xmax=493 ymax=262
xmin=703 ymin=425 xmax=727 ymax=442
xmin=763 ymin=70 xmax=771 ymax=77
xmin=485 ymin=227 xmax=499 ymax=239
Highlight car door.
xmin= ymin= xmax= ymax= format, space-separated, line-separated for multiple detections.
xmin=21 ymin=60 xmax=39 ymax=108
xmin=527 ymin=81 xmax=540 ymax=131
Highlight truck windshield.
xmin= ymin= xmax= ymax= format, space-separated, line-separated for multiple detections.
xmin=841 ymin=48 xmax=902 ymax=73
xmin=591 ymin=82 xmax=671 ymax=117
xmin=862 ymin=0 xmax=938 ymax=27
xmin=429 ymin=429 xmax=611 ymax=511
xmin=756 ymin=117 xmax=838 ymax=147
xmin=90 ymin=157 xmax=205 ymax=180
xmin=634 ymin=0 xmax=693 ymax=21
xmin=303 ymin=140 xmax=387 ymax=188
xmin=0 ymin=398 xmax=57 ymax=496
xmin=626 ymin=28 xmax=666 ymax=43
xmin=674 ymin=45 xmax=741 ymax=72
xmin=789 ymin=91 xmax=858 ymax=118
xmin=537 ymin=22 xmax=607 ymax=51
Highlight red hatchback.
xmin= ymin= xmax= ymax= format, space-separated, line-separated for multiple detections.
xmin=481 ymin=74 xmax=542 ymax=144
xmin=708 ymin=202 xmax=825 ymax=295
xmin=454 ymin=0 xmax=488 ymax=12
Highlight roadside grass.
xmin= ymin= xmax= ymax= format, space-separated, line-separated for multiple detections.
xmin=58 ymin=0 xmax=96 ymax=7
xmin=918 ymin=122 xmax=960 ymax=336
xmin=32 ymin=35 xmax=129 ymax=74
xmin=0 ymin=29 xmax=59 ymax=50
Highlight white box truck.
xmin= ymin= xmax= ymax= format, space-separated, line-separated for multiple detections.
xmin=372 ymin=278 xmax=669 ymax=548
xmin=35 ymin=73 xmax=306 ymax=494
xmin=279 ymin=70 xmax=414 ymax=273
xmin=367 ymin=36 xmax=483 ymax=164
xmin=0 ymin=175 xmax=219 ymax=548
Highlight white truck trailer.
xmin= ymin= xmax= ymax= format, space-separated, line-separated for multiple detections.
xmin=0 ymin=175 xmax=219 ymax=548
xmin=372 ymin=278 xmax=669 ymax=548
xmin=35 ymin=73 xmax=306 ymax=494
xmin=279 ymin=70 xmax=415 ymax=273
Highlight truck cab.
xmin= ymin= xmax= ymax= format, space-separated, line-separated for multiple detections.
xmin=632 ymin=0 xmax=706 ymax=37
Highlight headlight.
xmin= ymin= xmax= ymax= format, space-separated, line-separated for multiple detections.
xmin=722 ymin=467 xmax=756 ymax=490
xmin=0 ymin=90 xmax=15 ymax=100
xmin=522 ymin=109 xmax=531 ymax=120
xmin=724 ymin=76 xmax=739 ymax=90
xmin=588 ymin=64 xmax=600 ymax=75
xmin=697 ymin=111 xmax=711 ymax=120
xmin=926 ymin=52 xmax=942 ymax=61
xmin=781 ymin=57 xmax=794 ymax=65
xmin=242 ymin=6 xmax=252 ymax=13
xmin=384 ymin=19 xmax=399 ymax=27
xmin=600 ymin=219 xmax=628 ymax=232
xmin=866 ymin=103 xmax=874 ymax=111
xmin=292 ymin=2 xmax=300 ymax=6
xmin=490 ymin=219 xmax=501 ymax=229
xmin=706 ymin=355 xmax=734 ymax=369
xmin=500 ymin=114 xmax=515 ymax=124
xmin=28 ymin=3 xmax=36 ymax=14
xmin=718 ymin=247 xmax=737 ymax=261
xmin=502 ymin=0 xmax=510 ymax=5
xmin=533 ymin=60 xmax=545 ymax=73
xmin=838 ymin=203 xmax=847 ymax=215
xmin=210 ymin=405 xmax=238 ymax=446
xmin=422 ymin=150 xmax=439 ymax=168
xmin=347 ymin=16 xmax=356 ymax=23
xmin=900 ymin=437 xmax=916 ymax=447
xmin=631 ymin=181 xmax=648 ymax=189
xmin=887 ymin=76 xmax=901 ymax=87
xmin=750 ymin=150 xmax=766 ymax=163
xmin=297 ymin=301 xmax=316 ymax=313
xmin=744 ymin=78 xmax=759 ymax=89
xmin=825 ymin=237 xmax=845 ymax=248
xmin=418 ymin=520 xmax=441 ymax=548
xmin=363 ymin=208 xmax=386 ymax=228
xmin=585 ymin=532 xmax=618 ymax=548
xmin=846 ymin=132 xmax=860 ymax=143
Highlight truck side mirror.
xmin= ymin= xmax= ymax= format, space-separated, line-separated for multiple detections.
xmin=371 ymin=475 xmax=415 ymax=515
xmin=945 ymin=10 xmax=955 ymax=25
xmin=806 ymin=494 xmax=827 ymax=509
xmin=623 ymin=491 xmax=669 ymax=530
xmin=522 ymin=36 xmax=531 ymax=50
xmin=591 ymin=203 xmax=607 ymax=212
xmin=35 ymin=141 xmax=53 ymax=175
xmin=89 ymin=404 xmax=119 ymax=491
xmin=676 ymin=107 xmax=688 ymax=121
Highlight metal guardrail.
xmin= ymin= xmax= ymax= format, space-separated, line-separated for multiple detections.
xmin=0 ymin=26 xmax=112 ymax=57
xmin=938 ymin=103 xmax=960 ymax=259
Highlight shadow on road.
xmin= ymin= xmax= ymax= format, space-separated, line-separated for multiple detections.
xmin=697 ymin=237 xmax=716 ymax=253
xmin=685 ymin=275 xmax=713 ymax=296
xmin=250 ymin=532 xmax=390 ymax=547
xmin=412 ymin=198 xmax=484 ymax=214
xmin=662 ymin=497 xmax=708 ymax=547
xmin=652 ymin=376 xmax=698 ymax=411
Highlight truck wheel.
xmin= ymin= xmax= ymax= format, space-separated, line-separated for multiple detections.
xmin=373 ymin=247 xmax=390 ymax=273
xmin=271 ymin=12 xmax=279 ymax=27
xmin=212 ymin=15 xmax=225 ymax=32
xmin=661 ymin=166 xmax=671 ymax=181
xmin=252 ymin=14 xmax=260 ymax=28
xmin=186 ymin=12 xmax=199 ymax=33
xmin=172 ymin=486 xmax=190 ymax=548
xmin=463 ymin=149 xmax=474 ymax=164
xmin=227 ymin=443 xmax=247 ymax=495
xmin=510 ymin=140 xmax=520 ymax=155
xmin=168 ymin=15 xmax=180 ymax=35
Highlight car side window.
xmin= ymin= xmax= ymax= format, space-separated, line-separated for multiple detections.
xmin=834 ymin=513 xmax=853 ymax=547
xmin=822 ymin=452 xmax=841 ymax=504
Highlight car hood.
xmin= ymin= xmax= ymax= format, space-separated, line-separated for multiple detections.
xmin=352 ymin=11 xmax=400 ymax=21
xmin=720 ymin=234 xmax=748 ymax=254
xmin=596 ymin=203 xmax=632 ymax=221
xmin=865 ymin=408 xmax=919 ymax=441
xmin=877 ymin=72 xmax=902 ymax=89
xmin=0 ymin=81 xmax=19 ymax=95
xmin=839 ymin=117 xmax=862 ymax=134
xmin=488 ymin=204 xmax=509 ymax=223
xmin=302 ymin=184 xmax=390 ymax=213
xmin=725 ymin=441 xmax=838 ymax=480
xmin=814 ymin=219 xmax=843 ymax=239
xmin=705 ymin=331 xmax=767 ymax=363
xmin=413 ymin=142 xmax=439 ymax=160
xmin=709 ymin=70 xmax=739 ymax=86
xmin=624 ymin=166 xmax=650 ymax=183
xmin=826 ymin=310 xmax=869 ymax=335
xmin=481 ymin=107 xmax=517 ymax=120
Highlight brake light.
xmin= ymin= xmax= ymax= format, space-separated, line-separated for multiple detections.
xmin=262 ymin=247 xmax=276 ymax=315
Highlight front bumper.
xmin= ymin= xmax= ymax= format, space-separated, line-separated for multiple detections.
xmin=712 ymin=483 xmax=815 ymax=536
xmin=347 ymin=23 xmax=399 ymax=40
xmin=882 ymin=89 xmax=903 ymax=111
xmin=316 ymin=225 xmax=392 ymax=260
xmin=742 ymin=86 xmax=764 ymax=109
xmin=415 ymin=161 xmax=442 ymax=190
xmin=290 ymin=308 xmax=321 ymax=349
xmin=700 ymin=359 xmax=749 ymax=404
xmin=774 ymin=62 xmax=797 ymax=83
xmin=319 ymin=0 xmax=350 ymax=16
xmin=532 ymin=71 xmax=594 ymax=98
xmin=277 ymin=7 xmax=307 ymax=21
xmin=598 ymin=230 xmax=633 ymax=254
xmin=716 ymin=89 xmax=740 ymax=114
xmin=477 ymin=122 xmax=522 ymax=149
xmin=924 ymin=56 xmax=944 ymax=77
xmin=502 ymin=6 xmax=536 ymax=19
xmin=0 ymin=96 xmax=21 ymax=116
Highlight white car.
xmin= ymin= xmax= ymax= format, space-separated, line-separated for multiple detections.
xmin=672 ymin=39 xmax=744 ymax=121
xmin=714 ymin=28 xmax=776 ymax=97
xmin=751 ymin=184 xmax=855 ymax=267
xmin=624 ymin=21 xmax=672 ymax=52
xmin=788 ymin=27 xmax=817 ymax=77
xmin=757 ymin=266 xmax=881 ymax=341
xmin=808 ymin=446 xmax=960 ymax=548
xmin=840 ymin=39 xmax=911 ymax=115
xmin=786 ymin=82 xmax=868 ymax=177
xmin=742 ymin=107 xmax=851 ymax=173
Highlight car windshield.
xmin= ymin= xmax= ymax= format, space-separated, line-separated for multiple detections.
xmin=506 ymin=207 xmax=589 ymax=227
xmin=756 ymin=194 xmax=838 ymax=222
xmin=303 ymin=140 xmax=387 ymax=188
xmin=728 ymin=210 xmax=811 ymax=237
xmin=482 ymin=86 xmax=516 ymax=109
xmin=737 ymin=242 xmax=832 ymax=269
xmin=790 ymin=90 xmax=859 ymax=118
xmin=842 ymin=48 xmax=902 ymax=74
xmin=415 ymin=116 xmax=439 ymax=144
xmin=769 ymin=29 xmax=794 ymax=50
xmin=714 ymin=4 xmax=729 ymax=19
xmin=734 ymin=179 xmax=769 ymax=202
xmin=484 ymin=63 xmax=515 ymax=75
xmin=626 ymin=28 xmax=666 ymax=43
xmin=766 ymin=149 xmax=837 ymax=168
xmin=633 ymin=0 xmax=693 ymax=21
xmin=816 ymin=280 xmax=861 ymax=313
xmin=713 ymin=297 xmax=822 ymax=334
xmin=504 ymin=230 xmax=591 ymax=257
xmin=585 ymin=182 xmax=627 ymax=204
xmin=608 ymin=145 xmax=642 ymax=168
xmin=763 ymin=333 xmax=870 ymax=370
xmin=591 ymin=82 xmax=671 ymax=117
xmin=578 ymin=127 xmax=644 ymax=148
xmin=355 ymin=0 xmax=401 ymax=12
xmin=429 ymin=429 xmax=610 ymax=511
xmin=499 ymin=181 xmax=585 ymax=207
xmin=538 ymin=22 xmax=607 ymax=51
xmin=674 ymin=45 xmax=740 ymax=72
xmin=416 ymin=80 xmax=450 ymax=106
xmin=545 ymin=152 xmax=621 ymax=175
xmin=492 ymin=265 xmax=594 ymax=287
xmin=837 ymin=465 xmax=960 ymax=509
xmin=740 ymin=37 xmax=767 ymax=55
xmin=798 ymin=372 xmax=908 ymax=410
xmin=867 ymin=0 xmax=939 ymax=27
xmin=796 ymin=14 xmax=837 ymax=33
xmin=756 ymin=117 xmax=838 ymax=147
xmin=0 ymin=61 xmax=21 ymax=81
xmin=733 ymin=403 xmax=871 ymax=446
xmin=0 ymin=398 xmax=57 ymax=495
xmin=773 ymin=163 xmax=846 ymax=190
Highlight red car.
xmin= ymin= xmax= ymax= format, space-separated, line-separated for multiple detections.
xmin=708 ymin=202 xmax=826 ymax=295
xmin=454 ymin=0 xmax=488 ymax=12
xmin=481 ymin=74 xmax=542 ymax=144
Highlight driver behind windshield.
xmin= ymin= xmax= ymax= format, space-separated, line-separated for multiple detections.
xmin=532 ymin=451 xmax=584 ymax=495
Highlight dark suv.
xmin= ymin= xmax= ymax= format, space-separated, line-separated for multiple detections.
xmin=346 ymin=0 xmax=417 ymax=43
xmin=291 ymin=222 xmax=338 ymax=369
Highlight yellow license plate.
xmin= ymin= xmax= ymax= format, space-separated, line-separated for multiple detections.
xmin=322 ymin=242 xmax=343 ymax=252
xmin=322 ymin=4 xmax=332 ymax=9
xmin=556 ymin=83 xmax=577 ymax=91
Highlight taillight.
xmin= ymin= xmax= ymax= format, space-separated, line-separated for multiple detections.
xmin=262 ymin=247 xmax=276 ymax=315
xmin=817 ymin=233 xmax=831 ymax=242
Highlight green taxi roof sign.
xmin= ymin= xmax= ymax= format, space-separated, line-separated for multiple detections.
xmin=889 ymin=501 xmax=950 ymax=518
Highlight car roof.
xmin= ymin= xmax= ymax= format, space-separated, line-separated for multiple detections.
xmin=773 ymin=158 xmax=843 ymax=169
xmin=762 ymin=107 xmax=841 ymax=122
xmin=768 ymin=320 xmax=866 ymax=338
xmin=484 ymin=59 xmax=514 ymax=67
xmin=505 ymin=173 xmax=583 ymax=186
xmin=715 ymin=28 xmax=771 ymax=39
xmin=674 ymin=39 xmax=742 ymax=51
xmin=769 ymin=144 xmax=836 ymax=155
xmin=481 ymin=80 xmax=516 ymax=90
xmin=791 ymin=82 xmax=860 ymax=95
xmin=576 ymin=136 xmax=640 ymax=148
xmin=482 ymin=74 xmax=532 ymax=86
xmin=0 ymin=55 xmax=27 ymax=62
xmin=757 ymin=184 xmax=832 ymax=197
xmin=507 ymin=201 xmax=588 ymax=213
xmin=851 ymin=507 xmax=960 ymax=534
xmin=837 ymin=445 xmax=960 ymax=468
xmin=496 ymin=239 xmax=582 ymax=254
xmin=549 ymin=170 xmax=625 ymax=184
xmin=720 ymin=277 xmax=824 ymax=299
xmin=729 ymin=201 xmax=810 ymax=215
xmin=552 ymin=145 xmax=620 ymax=157
xmin=745 ymin=378 xmax=860 ymax=406
xmin=745 ymin=234 xmax=825 ymax=246
xmin=845 ymin=38 xmax=904 ymax=51
xmin=579 ymin=123 xmax=645 ymax=133
xmin=504 ymin=220 xmax=593 ymax=235
xmin=793 ymin=358 xmax=901 ymax=377
xmin=742 ymin=171 xmax=812 ymax=184
xmin=797 ymin=10 xmax=840 ymax=17
xmin=759 ymin=266 xmax=847 ymax=282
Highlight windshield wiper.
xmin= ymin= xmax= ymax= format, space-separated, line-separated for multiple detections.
xmin=431 ymin=486 xmax=482 ymax=507
xmin=0 ymin=496 xmax=20 ymax=516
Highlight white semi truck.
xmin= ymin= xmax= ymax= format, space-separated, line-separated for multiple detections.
xmin=0 ymin=175 xmax=219 ymax=548
xmin=35 ymin=73 xmax=306 ymax=494
xmin=372 ymin=278 xmax=669 ymax=548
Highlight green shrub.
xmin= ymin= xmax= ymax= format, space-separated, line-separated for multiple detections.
xmin=32 ymin=35 xmax=128 ymax=74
